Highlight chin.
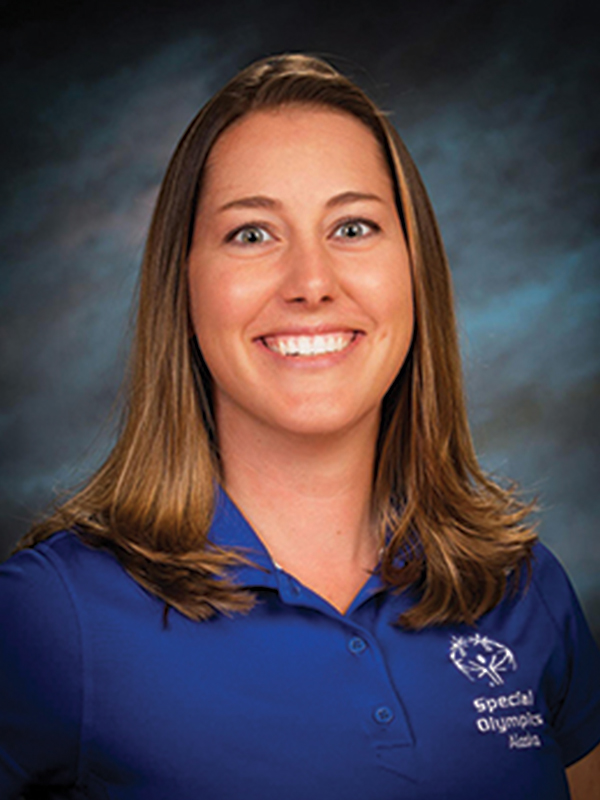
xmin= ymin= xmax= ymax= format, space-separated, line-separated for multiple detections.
xmin=265 ymin=401 xmax=379 ymax=440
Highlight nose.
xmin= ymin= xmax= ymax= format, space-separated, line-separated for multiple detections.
xmin=279 ymin=238 xmax=340 ymax=306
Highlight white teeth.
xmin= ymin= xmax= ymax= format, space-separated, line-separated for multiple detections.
xmin=265 ymin=333 xmax=354 ymax=357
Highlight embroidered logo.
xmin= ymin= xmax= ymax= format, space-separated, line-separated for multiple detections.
xmin=449 ymin=634 xmax=517 ymax=687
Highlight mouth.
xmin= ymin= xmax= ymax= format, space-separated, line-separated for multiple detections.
xmin=261 ymin=331 xmax=358 ymax=357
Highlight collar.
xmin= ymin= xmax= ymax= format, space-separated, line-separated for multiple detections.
xmin=208 ymin=486 xmax=388 ymax=615
xmin=208 ymin=487 xmax=279 ymax=590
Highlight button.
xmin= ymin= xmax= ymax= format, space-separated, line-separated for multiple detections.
xmin=348 ymin=636 xmax=367 ymax=654
xmin=373 ymin=706 xmax=394 ymax=724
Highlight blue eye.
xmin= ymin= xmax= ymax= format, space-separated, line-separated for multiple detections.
xmin=228 ymin=225 xmax=273 ymax=245
xmin=333 ymin=219 xmax=379 ymax=239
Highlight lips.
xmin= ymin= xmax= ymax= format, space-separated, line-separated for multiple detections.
xmin=262 ymin=331 xmax=357 ymax=357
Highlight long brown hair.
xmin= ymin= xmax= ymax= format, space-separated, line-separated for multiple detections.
xmin=18 ymin=53 xmax=537 ymax=628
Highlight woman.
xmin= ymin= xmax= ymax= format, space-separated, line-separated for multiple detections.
xmin=1 ymin=54 xmax=598 ymax=799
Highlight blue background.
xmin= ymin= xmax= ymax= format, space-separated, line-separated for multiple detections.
xmin=1 ymin=0 xmax=598 ymax=639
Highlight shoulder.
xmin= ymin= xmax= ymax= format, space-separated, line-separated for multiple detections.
xmin=529 ymin=540 xmax=572 ymax=584
xmin=1 ymin=530 xmax=118 ymax=597
xmin=2 ymin=528 xmax=113 ymax=574
xmin=529 ymin=541 xmax=572 ymax=596
xmin=527 ymin=542 xmax=588 ymax=634
xmin=0 ymin=530 xmax=155 ymax=792
xmin=525 ymin=543 xmax=600 ymax=765
xmin=0 ymin=530 xmax=163 ymax=725
xmin=0 ymin=532 xmax=101 ymax=658
xmin=0 ymin=531 xmax=85 ymax=619
xmin=0 ymin=530 xmax=156 ymax=629
xmin=507 ymin=541 xmax=596 ymax=655
xmin=0 ymin=534 xmax=93 ymax=790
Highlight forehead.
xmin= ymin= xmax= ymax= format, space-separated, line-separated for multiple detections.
xmin=200 ymin=106 xmax=393 ymax=202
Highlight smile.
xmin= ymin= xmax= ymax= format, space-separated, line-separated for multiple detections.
xmin=262 ymin=332 xmax=357 ymax=357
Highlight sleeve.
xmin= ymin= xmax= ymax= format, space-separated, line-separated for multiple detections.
xmin=0 ymin=544 xmax=82 ymax=798
xmin=532 ymin=545 xmax=600 ymax=767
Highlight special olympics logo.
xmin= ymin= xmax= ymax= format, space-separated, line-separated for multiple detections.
xmin=449 ymin=634 xmax=517 ymax=687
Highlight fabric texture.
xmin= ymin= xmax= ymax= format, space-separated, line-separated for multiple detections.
xmin=1 ymin=489 xmax=600 ymax=799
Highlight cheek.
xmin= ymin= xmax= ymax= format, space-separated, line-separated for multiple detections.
xmin=371 ymin=264 xmax=414 ymax=382
xmin=192 ymin=255 xmax=285 ymax=325
xmin=189 ymin=267 xmax=238 ymax=338
xmin=388 ymin=252 xmax=414 ymax=322
xmin=188 ymin=264 xmax=226 ymax=363
xmin=362 ymin=258 xmax=414 ymax=333
xmin=187 ymin=264 xmax=272 ymax=366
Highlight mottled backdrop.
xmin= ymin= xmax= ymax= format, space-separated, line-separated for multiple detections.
xmin=1 ymin=0 xmax=598 ymax=638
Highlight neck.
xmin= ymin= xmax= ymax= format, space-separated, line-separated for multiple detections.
xmin=217 ymin=412 xmax=380 ymax=573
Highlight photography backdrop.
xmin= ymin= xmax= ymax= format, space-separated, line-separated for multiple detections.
xmin=1 ymin=0 xmax=598 ymax=639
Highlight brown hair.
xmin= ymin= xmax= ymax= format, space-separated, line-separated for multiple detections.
xmin=18 ymin=53 xmax=537 ymax=628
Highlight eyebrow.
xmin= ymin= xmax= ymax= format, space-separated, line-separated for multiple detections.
xmin=216 ymin=191 xmax=384 ymax=214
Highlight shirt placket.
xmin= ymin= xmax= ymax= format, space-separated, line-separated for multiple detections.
xmin=272 ymin=565 xmax=419 ymax=784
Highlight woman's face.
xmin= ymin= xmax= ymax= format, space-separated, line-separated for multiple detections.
xmin=188 ymin=106 xmax=413 ymax=442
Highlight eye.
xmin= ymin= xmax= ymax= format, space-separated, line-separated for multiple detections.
xmin=333 ymin=219 xmax=380 ymax=240
xmin=227 ymin=224 xmax=274 ymax=245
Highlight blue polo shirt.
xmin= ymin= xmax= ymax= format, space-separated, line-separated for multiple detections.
xmin=1 ymin=489 xmax=600 ymax=799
